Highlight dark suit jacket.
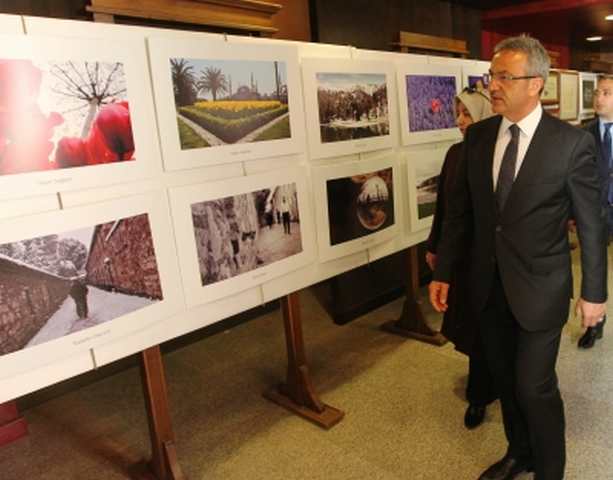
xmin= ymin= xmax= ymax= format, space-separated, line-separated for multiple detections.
xmin=584 ymin=119 xmax=609 ymax=207
xmin=433 ymin=111 xmax=607 ymax=331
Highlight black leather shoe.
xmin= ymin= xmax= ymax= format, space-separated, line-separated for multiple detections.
xmin=478 ymin=454 xmax=533 ymax=480
xmin=578 ymin=317 xmax=605 ymax=349
xmin=464 ymin=404 xmax=486 ymax=429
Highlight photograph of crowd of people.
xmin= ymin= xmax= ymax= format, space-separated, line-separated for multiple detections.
xmin=0 ymin=213 xmax=162 ymax=356
xmin=171 ymin=57 xmax=291 ymax=149
xmin=316 ymin=72 xmax=389 ymax=143
xmin=326 ymin=167 xmax=394 ymax=245
xmin=190 ymin=183 xmax=302 ymax=286
xmin=0 ymin=58 xmax=135 ymax=176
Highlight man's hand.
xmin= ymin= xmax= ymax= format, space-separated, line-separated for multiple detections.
xmin=425 ymin=251 xmax=437 ymax=271
xmin=575 ymin=298 xmax=607 ymax=328
xmin=429 ymin=281 xmax=450 ymax=313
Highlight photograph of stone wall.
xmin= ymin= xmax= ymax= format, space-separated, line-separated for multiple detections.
xmin=0 ymin=213 xmax=161 ymax=356
xmin=326 ymin=167 xmax=394 ymax=245
xmin=191 ymin=183 xmax=302 ymax=286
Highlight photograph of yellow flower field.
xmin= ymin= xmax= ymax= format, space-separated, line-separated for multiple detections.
xmin=170 ymin=58 xmax=291 ymax=149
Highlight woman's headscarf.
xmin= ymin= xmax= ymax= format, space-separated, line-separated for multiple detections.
xmin=455 ymin=87 xmax=494 ymax=123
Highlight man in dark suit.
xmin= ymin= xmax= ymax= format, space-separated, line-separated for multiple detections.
xmin=578 ymin=74 xmax=613 ymax=348
xmin=429 ymin=35 xmax=607 ymax=480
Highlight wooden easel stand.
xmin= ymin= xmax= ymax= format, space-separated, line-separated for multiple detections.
xmin=264 ymin=291 xmax=344 ymax=429
xmin=381 ymin=246 xmax=447 ymax=346
xmin=131 ymin=345 xmax=185 ymax=480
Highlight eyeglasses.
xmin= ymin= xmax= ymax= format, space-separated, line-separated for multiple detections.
xmin=484 ymin=71 xmax=539 ymax=83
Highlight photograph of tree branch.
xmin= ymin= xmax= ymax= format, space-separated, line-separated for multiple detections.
xmin=0 ymin=58 xmax=134 ymax=175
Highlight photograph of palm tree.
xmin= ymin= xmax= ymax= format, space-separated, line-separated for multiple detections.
xmin=0 ymin=59 xmax=134 ymax=176
xmin=170 ymin=58 xmax=291 ymax=149
xmin=316 ymin=73 xmax=389 ymax=143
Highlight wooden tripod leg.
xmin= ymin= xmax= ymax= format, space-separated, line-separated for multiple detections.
xmin=381 ymin=246 xmax=447 ymax=346
xmin=264 ymin=291 xmax=344 ymax=429
xmin=0 ymin=401 xmax=28 ymax=448
xmin=130 ymin=346 xmax=184 ymax=480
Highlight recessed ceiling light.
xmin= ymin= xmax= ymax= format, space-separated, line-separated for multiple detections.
xmin=606 ymin=14 xmax=613 ymax=21
xmin=586 ymin=36 xmax=603 ymax=41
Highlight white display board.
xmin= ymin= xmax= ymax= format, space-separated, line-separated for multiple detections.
xmin=397 ymin=62 xmax=462 ymax=145
xmin=312 ymin=153 xmax=400 ymax=262
xmin=0 ymin=13 xmax=24 ymax=33
xmin=0 ymin=33 xmax=162 ymax=200
xmin=0 ymin=14 xmax=484 ymax=402
xmin=302 ymin=57 xmax=398 ymax=159
xmin=0 ymin=191 xmax=184 ymax=380
xmin=169 ymin=166 xmax=316 ymax=308
xmin=148 ymin=36 xmax=306 ymax=170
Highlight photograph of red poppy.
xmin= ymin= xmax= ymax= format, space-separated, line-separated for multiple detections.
xmin=0 ymin=59 xmax=135 ymax=176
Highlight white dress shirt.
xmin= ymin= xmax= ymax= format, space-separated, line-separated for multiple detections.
xmin=492 ymin=104 xmax=543 ymax=189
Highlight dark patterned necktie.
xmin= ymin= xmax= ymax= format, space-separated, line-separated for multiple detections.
xmin=496 ymin=124 xmax=520 ymax=212
xmin=603 ymin=122 xmax=612 ymax=204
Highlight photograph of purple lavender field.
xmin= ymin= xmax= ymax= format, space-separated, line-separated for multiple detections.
xmin=316 ymin=73 xmax=389 ymax=143
xmin=0 ymin=214 xmax=163 ymax=356
xmin=406 ymin=75 xmax=457 ymax=132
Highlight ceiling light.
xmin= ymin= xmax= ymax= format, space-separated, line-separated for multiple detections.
xmin=606 ymin=14 xmax=613 ymax=21
xmin=586 ymin=36 xmax=603 ymax=41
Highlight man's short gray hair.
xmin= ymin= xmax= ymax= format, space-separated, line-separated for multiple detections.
xmin=494 ymin=34 xmax=550 ymax=81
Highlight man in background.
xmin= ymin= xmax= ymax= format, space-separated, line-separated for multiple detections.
xmin=578 ymin=74 xmax=613 ymax=348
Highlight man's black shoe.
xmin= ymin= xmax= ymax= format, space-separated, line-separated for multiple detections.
xmin=478 ymin=454 xmax=533 ymax=480
xmin=464 ymin=404 xmax=486 ymax=429
xmin=578 ymin=316 xmax=605 ymax=349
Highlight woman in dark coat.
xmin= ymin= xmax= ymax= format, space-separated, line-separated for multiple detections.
xmin=426 ymin=87 xmax=497 ymax=429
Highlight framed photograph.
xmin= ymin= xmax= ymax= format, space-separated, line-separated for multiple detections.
xmin=148 ymin=36 xmax=305 ymax=171
xmin=579 ymin=72 xmax=597 ymax=118
xmin=558 ymin=70 xmax=579 ymax=121
xmin=301 ymin=57 xmax=398 ymax=159
xmin=397 ymin=63 xmax=462 ymax=145
xmin=169 ymin=166 xmax=316 ymax=308
xmin=312 ymin=154 xmax=400 ymax=262
xmin=0 ymin=192 xmax=184 ymax=380
xmin=406 ymin=142 xmax=452 ymax=232
xmin=0 ymin=33 xmax=162 ymax=201
xmin=542 ymin=70 xmax=560 ymax=105
xmin=462 ymin=65 xmax=489 ymax=90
